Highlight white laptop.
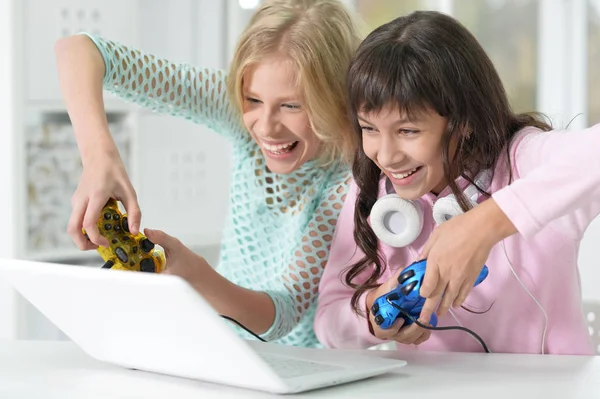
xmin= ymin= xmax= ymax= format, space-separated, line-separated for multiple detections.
xmin=0 ymin=258 xmax=406 ymax=394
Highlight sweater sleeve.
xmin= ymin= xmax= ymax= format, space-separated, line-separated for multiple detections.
xmin=492 ymin=123 xmax=600 ymax=241
xmin=80 ymin=33 xmax=246 ymax=142
xmin=314 ymin=181 xmax=389 ymax=349
xmin=259 ymin=169 xmax=353 ymax=341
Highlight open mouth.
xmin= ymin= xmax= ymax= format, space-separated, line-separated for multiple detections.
xmin=262 ymin=141 xmax=299 ymax=155
xmin=390 ymin=166 xmax=422 ymax=180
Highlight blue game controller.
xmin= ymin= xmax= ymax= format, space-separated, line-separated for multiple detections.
xmin=371 ymin=259 xmax=489 ymax=329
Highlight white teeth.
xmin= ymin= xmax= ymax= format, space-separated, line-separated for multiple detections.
xmin=391 ymin=167 xmax=418 ymax=179
xmin=262 ymin=141 xmax=296 ymax=151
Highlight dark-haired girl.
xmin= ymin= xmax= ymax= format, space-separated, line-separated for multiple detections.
xmin=315 ymin=11 xmax=599 ymax=355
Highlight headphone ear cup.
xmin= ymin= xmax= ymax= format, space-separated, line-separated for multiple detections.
xmin=370 ymin=194 xmax=424 ymax=248
xmin=432 ymin=196 xmax=463 ymax=225
xmin=432 ymin=195 xmax=479 ymax=225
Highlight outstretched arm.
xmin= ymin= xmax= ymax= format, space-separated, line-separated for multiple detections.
xmin=55 ymin=35 xmax=141 ymax=248
xmin=419 ymin=123 xmax=600 ymax=322
xmin=79 ymin=33 xmax=245 ymax=140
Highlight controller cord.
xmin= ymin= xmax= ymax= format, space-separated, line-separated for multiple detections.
xmin=218 ymin=306 xmax=491 ymax=353
xmin=386 ymin=298 xmax=491 ymax=353
xmin=220 ymin=315 xmax=268 ymax=342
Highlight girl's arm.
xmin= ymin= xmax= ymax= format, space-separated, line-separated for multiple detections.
xmin=492 ymin=123 xmax=600 ymax=241
xmin=314 ymin=181 xmax=389 ymax=349
xmin=54 ymin=35 xmax=117 ymax=163
xmin=419 ymin=123 xmax=600 ymax=322
xmin=55 ymin=34 xmax=141 ymax=247
xmin=58 ymin=33 xmax=246 ymax=142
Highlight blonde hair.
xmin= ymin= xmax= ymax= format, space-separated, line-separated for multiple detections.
xmin=227 ymin=0 xmax=363 ymax=165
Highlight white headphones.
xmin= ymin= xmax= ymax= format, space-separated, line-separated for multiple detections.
xmin=370 ymin=170 xmax=492 ymax=248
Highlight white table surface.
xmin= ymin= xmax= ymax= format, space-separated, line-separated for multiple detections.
xmin=0 ymin=340 xmax=598 ymax=398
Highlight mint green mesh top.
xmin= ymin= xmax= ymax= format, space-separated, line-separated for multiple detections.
xmin=82 ymin=34 xmax=351 ymax=348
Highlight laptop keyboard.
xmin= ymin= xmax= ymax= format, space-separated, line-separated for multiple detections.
xmin=259 ymin=354 xmax=345 ymax=379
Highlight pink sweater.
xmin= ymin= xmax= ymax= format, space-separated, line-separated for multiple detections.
xmin=315 ymin=125 xmax=600 ymax=355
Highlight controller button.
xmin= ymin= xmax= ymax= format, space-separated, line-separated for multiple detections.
xmin=374 ymin=315 xmax=384 ymax=325
xmin=114 ymin=225 xmax=121 ymax=232
xmin=371 ymin=302 xmax=379 ymax=314
xmin=103 ymin=213 xmax=111 ymax=220
xmin=140 ymin=258 xmax=156 ymax=273
xmin=111 ymin=239 xmax=118 ymax=244
xmin=121 ymin=217 xmax=130 ymax=233
xmin=129 ymin=260 xmax=135 ymax=267
xmin=398 ymin=269 xmax=415 ymax=284
xmin=387 ymin=292 xmax=400 ymax=301
xmin=132 ymin=246 xmax=138 ymax=253
xmin=104 ymin=224 xmax=112 ymax=231
xmin=140 ymin=239 xmax=155 ymax=253
xmin=401 ymin=281 xmax=417 ymax=296
xmin=115 ymin=247 xmax=128 ymax=263
xmin=112 ymin=214 xmax=120 ymax=220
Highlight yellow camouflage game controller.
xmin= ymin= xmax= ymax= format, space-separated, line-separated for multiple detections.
xmin=83 ymin=198 xmax=166 ymax=273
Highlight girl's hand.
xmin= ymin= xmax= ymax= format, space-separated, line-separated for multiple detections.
xmin=144 ymin=229 xmax=213 ymax=285
xmin=418 ymin=199 xmax=517 ymax=322
xmin=365 ymin=269 xmax=433 ymax=346
xmin=68 ymin=150 xmax=141 ymax=250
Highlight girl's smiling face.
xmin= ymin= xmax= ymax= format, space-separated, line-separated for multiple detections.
xmin=359 ymin=104 xmax=449 ymax=199
xmin=242 ymin=56 xmax=320 ymax=174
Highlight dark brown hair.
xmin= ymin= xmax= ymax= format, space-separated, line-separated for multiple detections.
xmin=344 ymin=11 xmax=551 ymax=313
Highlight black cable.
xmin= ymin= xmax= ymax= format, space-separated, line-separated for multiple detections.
xmin=220 ymin=314 xmax=267 ymax=342
xmin=218 ymin=302 xmax=490 ymax=352
xmin=386 ymin=298 xmax=490 ymax=353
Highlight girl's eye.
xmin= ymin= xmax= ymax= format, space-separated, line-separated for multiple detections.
xmin=282 ymin=103 xmax=301 ymax=109
xmin=360 ymin=125 xmax=376 ymax=133
xmin=400 ymin=129 xmax=420 ymax=135
xmin=245 ymin=97 xmax=261 ymax=103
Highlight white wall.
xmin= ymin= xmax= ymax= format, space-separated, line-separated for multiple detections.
xmin=537 ymin=0 xmax=600 ymax=304
xmin=0 ymin=0 xmax=21 ymax=340
xmin=537 ymin=0 xmax=588 ymax=130
xmin=226 ymin=0 xmax=256 ymax=64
